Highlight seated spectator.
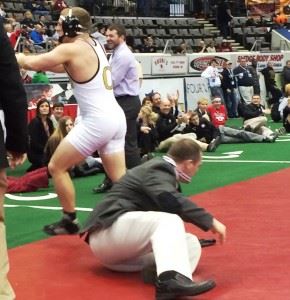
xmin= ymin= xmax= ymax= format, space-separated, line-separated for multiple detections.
xmin=33 ymin=0 xmax=50 ymax=15
xmin=175 ymin=42 xmax=190 ymax=54
xmin=27 ymin=98 xmax=54 ymax=172
xmin=150 ymin=92 xmax=161 ymax=114
xmin=195 ymin=40 xmax=207 ymax=53
xmin=30 ymin=23 xmax=45 ymax=48
xmin=138 ymin=35 xmax=157 ymax=53
xmin=32 ymin=70 xmax=50 ymax=83
xmin=283 ymin=97 xmax=290 ymax=132
xmin=218 ymin=40 xmax=232 ymax=52
xmin=242 ymin=94 xmax=277 ymax=139
xmin=9 ymin=24 xmax=33 ymax=52
xmin=194 ymin=98 xmax=210 ymax=121
xmin=21 ymin=10 xmax=35 ymax=31
xmin=137 ymin=105 xmax=159 ymax=157
xmin=3 ymin=22 xmax=13 ymax=37
xmin=50 ymin=102 xmax=65 ymax=128
xmin=206 ymin=41 xmax=216 ymax=53
xmin=187 ymin=112 xmax=277 ymax=147
xmin=156 ymin=99 xmax=187 ymax=143
xmin=207 ymin=96 xmax=228 ymax=127
xmin=141 ymin=96 xmax=153 ymax=107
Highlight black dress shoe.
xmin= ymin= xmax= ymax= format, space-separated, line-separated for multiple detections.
xmin=92 ymin=178 xmax=113 ymax=193
xmin=155 ymin=271 xmax=216 ymax=300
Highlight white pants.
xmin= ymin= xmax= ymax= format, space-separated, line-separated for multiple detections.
xmin=89 ymin=211 xmax=202 ymax=280
xmin=244 ymin=116 xmax=274 ymax=137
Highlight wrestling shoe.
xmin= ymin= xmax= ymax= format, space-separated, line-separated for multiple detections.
xmin=92 ymin=177 xmax=113 ymax=193
xmin=43 ymin=217 xmax=80 ymax=235
xmin=155 ymin=271 xmax=216 ymax=300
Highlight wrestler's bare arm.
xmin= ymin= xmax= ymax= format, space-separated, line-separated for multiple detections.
xmin=16 ymin=43 xmax=76 ymax=72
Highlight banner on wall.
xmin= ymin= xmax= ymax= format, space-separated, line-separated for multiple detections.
xmin=235 ymin=52 xmax=285 ymax=71
xmin=184 ymin=77 xmax=211 ymax=111
xmin=152 ymin=56 xmax=188 ymax=75
xmin=188 ymin=54 xmax=234 ymax=73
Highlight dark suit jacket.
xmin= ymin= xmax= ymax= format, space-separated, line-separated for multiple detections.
xmin=81 ymin=157 xmax=213 ymax=238
xmin=0 ymin=19 xmax=27 ymax=167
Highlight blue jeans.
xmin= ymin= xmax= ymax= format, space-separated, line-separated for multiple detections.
xmin=224 ymin=88 xmax=239 ymax=117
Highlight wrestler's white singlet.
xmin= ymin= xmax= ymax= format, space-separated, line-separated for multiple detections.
xmin=65 ymin=38 xmax=126 ymax=156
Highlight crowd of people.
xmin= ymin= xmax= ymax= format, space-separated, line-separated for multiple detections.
xmin=1 ymin=4 xmax=290 ymax=300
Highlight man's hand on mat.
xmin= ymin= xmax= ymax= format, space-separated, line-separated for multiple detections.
xmin=211 ymin=218 xmax=226 ymax=244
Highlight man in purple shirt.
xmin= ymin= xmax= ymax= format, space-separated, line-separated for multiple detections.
xmin=93 ymin=23 xmax=141 ymax=193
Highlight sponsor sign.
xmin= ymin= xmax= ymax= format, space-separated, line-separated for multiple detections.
xmin=236 ymin=53 xmax=285 ymax=72
xmin=188 ymin=54 xmax=233 ymax=73
xmin=184 ymin=77 xmax=211 ymax=111
xmin=152 ymin=56 xmax=188 ymax=75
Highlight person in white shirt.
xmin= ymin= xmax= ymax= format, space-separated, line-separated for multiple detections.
xmin=201 ymin=59 xmax=224 ymax=103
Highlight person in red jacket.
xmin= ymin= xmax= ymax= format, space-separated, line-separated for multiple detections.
xmin=207 ymin=96 xmax=228 ymax=127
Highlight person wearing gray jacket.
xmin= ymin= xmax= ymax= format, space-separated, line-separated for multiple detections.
xmin=81 ymin=138 xmax=226 ymax=299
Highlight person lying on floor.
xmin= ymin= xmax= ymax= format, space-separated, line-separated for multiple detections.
xmin=183 ymin=111 xmax=278 ymax=149
xmin=80 ymin=138 xmax=226 ymax=299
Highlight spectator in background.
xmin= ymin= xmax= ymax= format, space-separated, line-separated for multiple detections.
xmin=32 ymin=70 xmax=50 ymax=83
xmin=242 ymin=94 xmax=277 ymax=139
xmin=138 ymin=35 xmax=156 ymax=53
xmin=261 ymin=61 xmax=282 ymax=106
xmin=201 ymin=59 xmax=224 ymax=103
xmin=30 ymin=23 xmax=45 ymax=48
xmin=156 ymin=99 xmax=188 ymax=143
xmin=21 ymin=10 xmax=35 ymax=31
xmin=207 ymin=96 xmax=228 ymax=127
xmin=218 ymin=39 xmax=232 ymax=52
xmin=141 ymin=96 xmax=153 ymax=107
xmin=216 ymin=0 xmax=233 ymax=38
xmin=282 ymin=60 xmax=290 ymax=92
xmin=233 ymin=58 xmax=254 ymax=104
xmin=221 ymin=61 xmax=239 ymax=118
xmin=205 ymin=40 xmax=216 ymax=52
xmin=194 ymin=98 xmax=210 ymax=121
xmin=50 ymin=102 xmax=65 ymax=128
xmin=195 ymin=40 xmax=207 ymax=53
xmin=137 ymin=105 xmax=159 ymax=158
xmin=175 ymin=41 xmax=189 ymax=54
xmin=248 ymin=58 xmax=260 ymax=96
xmin=151 ymin=91 xmax=161 ymax=114
xmin=27 ymin=98 xmax=54 ymax=172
